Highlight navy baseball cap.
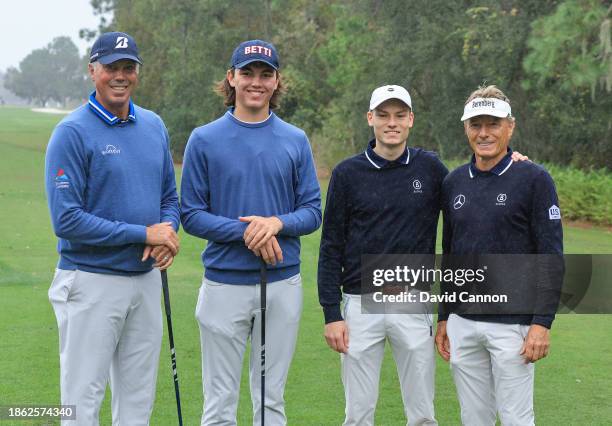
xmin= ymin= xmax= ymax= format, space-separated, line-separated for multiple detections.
xmin=89 ymin=32 xmax=142 ymax=65
xmin=230 ymin=40 xmax=279 ymax=70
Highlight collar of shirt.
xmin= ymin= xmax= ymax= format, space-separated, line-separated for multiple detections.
xmin=88 ymin=91 xmax=136 ymax=126
xmin=364 ymin=139 xmax=410 ymax=169
xmin=469 ymin=147 xmax=513 ymax=178
xmin=227 ymin=107 xmax=274 ymax=128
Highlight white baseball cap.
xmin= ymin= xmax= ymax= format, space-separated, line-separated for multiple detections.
xmin=461 ymin=97 xmax=512 ymax=121
xmin=369 ymin=85 xmax=412 ymax=110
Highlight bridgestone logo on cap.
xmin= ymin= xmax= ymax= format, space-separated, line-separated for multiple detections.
xmin=115 ymin=37 xmax=129 ymax=49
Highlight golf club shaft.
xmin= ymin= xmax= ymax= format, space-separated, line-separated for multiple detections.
xmin=161 ymin=270 xmax=183 ymax=426
xmin=260 ymin=259 xmax=267 ymax=426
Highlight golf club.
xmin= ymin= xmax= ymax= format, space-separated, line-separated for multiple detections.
xmin=259 ymin=258 xmax=268 ymax=426
xmin=161 ymin=269 xmax=183 ymax=426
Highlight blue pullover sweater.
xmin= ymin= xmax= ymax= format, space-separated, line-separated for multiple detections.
xmin=181 ymin=110 xmax=322 ymax=284
xmin=45 ymin=94 xmax=180 ymax=275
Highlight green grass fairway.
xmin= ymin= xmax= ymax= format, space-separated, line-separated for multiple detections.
xmin=1 ymin=106 xmax=611 ymax=425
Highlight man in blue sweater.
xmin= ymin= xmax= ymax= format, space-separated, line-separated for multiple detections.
xmin=180 ymin=40 xmax=321 ymax=425
xmin=45 ymin=32 xmax=180 ymax=425
xmin=435 ymin=85 xmax=563 ymax=425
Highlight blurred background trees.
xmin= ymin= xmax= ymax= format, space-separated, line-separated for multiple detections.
xmin=4 ymin=37 xmax=89 ymax=107
xmin=6 ymin=0 xmax=610 ymax=169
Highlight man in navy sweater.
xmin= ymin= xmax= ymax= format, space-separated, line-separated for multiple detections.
xmin=435 ymin=85 xmax=563 ymax=425
xmin=318 ymin=85 xmax=447 ymax=425
xmin=45 ymin=32 xmax=180 ymax=425
xmin=180 ymin=40 xmax=321 ymax=425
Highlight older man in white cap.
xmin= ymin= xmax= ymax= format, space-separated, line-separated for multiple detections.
xmin=435 ymin=85 xmax=563 ymax=425
xmin=318 ymin=84 xmax=447 ymax=425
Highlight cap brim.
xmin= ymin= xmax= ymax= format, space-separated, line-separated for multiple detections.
xmin=97 ymin=53 xmax=142 ymax=65
xmin=234 ymin=58 xmax=278 ymax=70
xmin=461 ymin=109 xmax=509 ymax=121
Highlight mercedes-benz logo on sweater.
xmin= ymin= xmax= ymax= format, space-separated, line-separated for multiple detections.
xmin=453 ymin=194 xmax=466 ymax=210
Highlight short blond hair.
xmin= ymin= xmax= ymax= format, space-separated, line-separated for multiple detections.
xmin=465 ymin=84 xmax=514 ymax=121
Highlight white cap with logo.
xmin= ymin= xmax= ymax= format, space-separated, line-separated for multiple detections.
xmin=369 ymin=85 xmax=412 ymax=110
xmin=461 ymin=97 xmax=512 ymax=121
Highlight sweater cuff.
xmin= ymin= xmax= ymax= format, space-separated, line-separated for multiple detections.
xmin=531 ymin=314 xmax=554 ymax=329
xmin=437 ymin=313 xmax=449 ymax=322
xmin=161 ymin=216 xmax=180 ymax=232
xmin=276 ymin=213 xmax=295 ymax=236
xmin=323 ymin=305 xmax=343 ymax=324
xmin=126 ymin=224 xmax=147 ymax=244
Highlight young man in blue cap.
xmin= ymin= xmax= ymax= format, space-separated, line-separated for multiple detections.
xmin=435 ymin=85 xmax=563 ymax=425
xmin=181 ymin=40 xmax=321 ymax=425
xmin=45 ymin=31 xmax=180 ymax=425
xmin=318 ymin=85 xmax=445 ymax=425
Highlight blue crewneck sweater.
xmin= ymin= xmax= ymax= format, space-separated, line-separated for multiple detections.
xmin=45 ymin=97 xmax=180 ymax=275
xmin=181 ymin=110 xmax=322 ymax=284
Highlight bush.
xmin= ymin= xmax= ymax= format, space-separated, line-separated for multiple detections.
xmin=443 ymin=159 xmax=611 ymax=226
xmin=545 ymin=164 xmax=611 ymax=226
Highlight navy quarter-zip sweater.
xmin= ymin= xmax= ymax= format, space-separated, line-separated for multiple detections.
xmin=439 ymin=149 xmax=564 ymax=328
xmin=318 ymin=140 xmax=449 ymax=323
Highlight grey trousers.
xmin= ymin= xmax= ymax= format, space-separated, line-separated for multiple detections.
xmin=447 ymin=314 xmax=535 ymax=426
xmin=341 ymin=294 xmax=437 ymax=426
xmin=196 ymin=273 xmax=303 ymax=426
xmin=49 ymin=268 xmax=162 ymax=426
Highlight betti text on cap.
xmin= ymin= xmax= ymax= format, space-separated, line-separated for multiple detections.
xmin=231 ymin=40 xmax=280 ymax=70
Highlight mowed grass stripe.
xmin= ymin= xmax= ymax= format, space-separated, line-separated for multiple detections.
xmin=0 ymin=107 xmax=610 ymax=425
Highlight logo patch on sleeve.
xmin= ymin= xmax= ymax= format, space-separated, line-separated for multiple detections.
xmin=548 ymin=205 xmax=561 ymax=220
xmin=55 ymin=168 xmax=70 ymax=189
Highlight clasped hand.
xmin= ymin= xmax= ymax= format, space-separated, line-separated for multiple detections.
xmin=240 ymin=216 xmax=284 ymax=265
xmin=142 ymin=222 xmax=179 ymax=270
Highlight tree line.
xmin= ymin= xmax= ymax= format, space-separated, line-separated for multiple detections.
xmin=12 ymin=0 xmax=612 ymax=170
xmin=4 ymin=37 xmax=90 ymax=108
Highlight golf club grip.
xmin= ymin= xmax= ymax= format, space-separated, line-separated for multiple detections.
xmin=161 ymin=269 xmax=172 ymax=315
xmin=161 ymin=270 xmax=183 ymax=426
xmin=260 ymin=260 xmax=267 ymax=426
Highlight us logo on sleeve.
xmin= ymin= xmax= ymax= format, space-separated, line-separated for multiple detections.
xmin=548 ymin=205 xmax=561 ymax=220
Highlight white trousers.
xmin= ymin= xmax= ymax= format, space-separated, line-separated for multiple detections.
xmin=196 ymin=273 xmax=303 ymax=426
xmin=341 ymin=294 xmax=437 ymax=426
xmin=48 ymin=268 xmax=162 ymax=426
xmin=447 ymin=314 xmax=535 ymax=426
